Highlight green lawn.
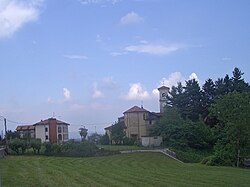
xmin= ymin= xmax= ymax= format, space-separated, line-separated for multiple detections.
xmin=97 ymin=144 xmax=146 ymax=151
xmin=0 ymin=153 xmax=249 ymax=187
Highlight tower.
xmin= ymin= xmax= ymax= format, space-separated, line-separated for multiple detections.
xmin=158 ymin=86 xmax=170 ymax=113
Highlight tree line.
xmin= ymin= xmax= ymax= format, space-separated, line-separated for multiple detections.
xmin=151 ymin=67 xmax=250 ymax=166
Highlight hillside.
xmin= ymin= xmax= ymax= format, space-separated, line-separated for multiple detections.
xmin=1 ymin=153 xmax=249 ymax=187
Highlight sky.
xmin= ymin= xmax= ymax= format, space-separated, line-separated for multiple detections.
xmin=0 ymin=0 xmax=250 ymax=137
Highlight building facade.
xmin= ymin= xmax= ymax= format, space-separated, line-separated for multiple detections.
xmin=34 ymin=118 xmax=69 ymax=144
xmin=16 ymin=118 xmax=70 ymax=144
xmin=16 ymin=125 xmax=35 ymax=138
xmin=123 ymin=106 xmax=161 ymax=140
xmin=105 ymin=85 xmax=169 ymax=143
xmin=158 ymin=86 xmax=170 ymax=113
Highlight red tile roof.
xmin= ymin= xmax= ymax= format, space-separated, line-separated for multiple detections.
xmin=34 ymin=118 xmax=70 ymax=126
xmin=123 ymin=106 xmax=149 ymax=114
xmin=16 ymin=125 xmax=35 ymax=131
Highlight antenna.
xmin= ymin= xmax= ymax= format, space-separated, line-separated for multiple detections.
xmin=162 ymin=78 xmax=166 ymax=86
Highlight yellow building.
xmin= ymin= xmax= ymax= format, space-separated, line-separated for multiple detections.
xmin=105 ymin=86 xmax=169 ymax=143
xmin=123 ymin=106 xmax=162 ymax=140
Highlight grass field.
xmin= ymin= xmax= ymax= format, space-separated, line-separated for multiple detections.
xmin=97 ymin=145 xmax=147 ymax=151
xmin=1 ymin=153 xmax=250 ymax=187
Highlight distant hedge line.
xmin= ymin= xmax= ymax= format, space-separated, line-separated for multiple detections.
xmin=43 ymin=141 xmax=120 ymax=157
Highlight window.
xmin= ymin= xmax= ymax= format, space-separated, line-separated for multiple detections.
xmin=45 ymin=127 xmax=48 ymax=132
xmin=63 ymin=134 xmax=68 ymax=140
xmin=58 ymin=126 xmax=62 ymax=133
xmin=63 ymin=126 xmax=68 ymax=133
xmin=45 ymin=135 xmax=48 ymax=140
xmin=58 ymin=134 xmax=62 ymax=140
xmin=149 ymin=120 xmax=152 ymax=125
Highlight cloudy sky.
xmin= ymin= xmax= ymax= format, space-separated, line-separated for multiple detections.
xmin=1 ymin=0 xmax=250 ymax=136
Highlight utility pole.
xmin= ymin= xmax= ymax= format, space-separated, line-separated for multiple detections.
xmin=4 ymin=118 xmax=7 ymax=138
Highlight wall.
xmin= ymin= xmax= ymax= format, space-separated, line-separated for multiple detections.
xmin=49 ymin=119 xmax=57 ymax=144
xmin=124 ymin=112 xmax=151 ymax=139
xmin=35 ymin=125 xmax=48 ymax=143
xmin=141 ymin=136 xmax=163 ymax=147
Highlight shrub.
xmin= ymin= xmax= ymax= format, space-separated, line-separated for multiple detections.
xmin=43 ymin=141 xmax=119 ymax=157
xmin=8 ymin=138 xmax=28 ymax=154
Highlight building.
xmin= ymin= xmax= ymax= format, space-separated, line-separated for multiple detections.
xmin=16 ymin=125 xmax=35 ymax=138
xmin=105 ymin=85 xmax=169 ymax=143
xmin=34 ymin=118 xmax=69 ymax=144
xmin=158 ymin=86 xmax=170 ymax=113
xmin=123 ymin=106 xmax=162 ymax=140
xmin=16 ymin=118 xmax=70 ymax=144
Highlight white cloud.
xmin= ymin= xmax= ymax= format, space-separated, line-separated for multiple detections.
xmin=189 ymin=73 xmax=199 ymax=81
xmin=152 ymin=89 xmax=159 ymax=98
xmin=120 ymin=11 xmax=144 ymax=25
xmin=140 ymin=40 xmax=148 ymax=44
xmin=92 ymin=82 xmax=104 ymax=98
xmin=222 ymin=57 xmax=231 ymax=61
xmin=152 ymin=72 xmax=184 ymax=98
xmin=63 ymin=88 xmax=71 ymax=101
xmin=47 ymin=97 xmax=54 ymax=104
xmin=110 ymin=51 xmax=128 ymax=57
xmin=63 ymin=55 xmax=88 ymax=60
xmin=125 ymin=83 xmax=150 ymax=100
xmin=96 ymin=34 xmax=102 ymax=42
xmin=125 ymin=43 xmax=184 ymax=55
xmin=162 ymin=72 xmax=184 ymax=88
xmin=0 ymin=0 xmax=43 ymax=38
xmin=102 ymin=77 xmax=118 ymax=89
xmin=79 ymin=0 xmax=121 ymax=5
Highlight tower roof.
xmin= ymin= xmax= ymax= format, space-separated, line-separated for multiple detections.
xmin=158 ymin=86 xmax=170 ymax=91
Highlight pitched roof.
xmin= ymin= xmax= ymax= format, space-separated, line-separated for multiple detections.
xmin=158 ymin=86 xmax=170 ymax=90
xmin=34 ymin=118 xmax=70 ymax=126
xmin=123 ymin=106 xmax=149 ymax=114
xmin=16 ymin=125 xmax=35 ymax=131
xmin=104 ymin=122 xmax=126 ymax=130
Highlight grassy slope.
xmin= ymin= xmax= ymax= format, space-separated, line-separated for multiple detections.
xmin=0 ymin=153 xmax=250 ymax=187
xmin=97 ymin=145 xmax=147 ymax=151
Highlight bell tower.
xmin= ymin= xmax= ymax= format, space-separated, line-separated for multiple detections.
xmin=158 ymin=86 xmax=170 ymax=113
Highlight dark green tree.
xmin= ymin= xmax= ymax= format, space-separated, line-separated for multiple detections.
xmin=100 ymin=133 xmax=110 ymax=145
xmin=182 ymin=79 xmax=203 ymax=121
xmin=151 ymin=106 xmax=212 ymax=149
xmin=210 ymin=92 xmax=250 ymax=166
xmin=111 ymin=122 xmax=125 ymax=145
xmin=151 ymin=106 xmax=185 ymax=147
xmin=5 ymin=130 xmax=20 ymax=140
xmin=231 ymin=67 xmax=249 ymax=92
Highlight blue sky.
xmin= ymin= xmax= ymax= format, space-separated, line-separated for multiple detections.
xmin=1 ymin=0 xmax=250 ymax=136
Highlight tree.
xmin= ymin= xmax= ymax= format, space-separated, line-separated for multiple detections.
xmin=210 ymin=92 xmax=250 ymax=166
xmin=5 ymin=130 xmax=20 ymax=140
xmin=111 ymin=122 xmax=125 ymax=145
xmin=30 ymin=138 xmax=42 ymax=154
xmin=79 ymin=127 xmax=88 ymax=141
xmin=100 ymin=133 xmax=110 ymax=145
xmin=182 ymin=79 xmax=203 ymax=121
xmin=88 ymin=133 xmax=102 ymax=144
xmin=151 ymin=106 xmax=185 ymax=147
xmin=231 ymin=67 xmax=249 ymax=92
xmin=8 ymin=138 xmax=28 ymax=154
